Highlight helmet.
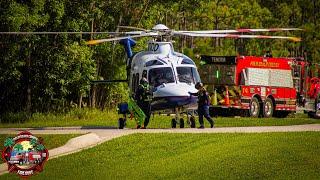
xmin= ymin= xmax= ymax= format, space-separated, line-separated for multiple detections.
xmin=195 ymin=82 xmax=203 ymax=90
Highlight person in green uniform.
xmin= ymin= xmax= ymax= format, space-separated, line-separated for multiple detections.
xmin=135 ymin=77 xmax=151 ymax=128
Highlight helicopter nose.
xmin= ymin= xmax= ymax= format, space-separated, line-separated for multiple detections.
xmin=151 ymin=83 xmax=198 ymax=110
xmin=153 ymin=83 xmax=197 ymax=97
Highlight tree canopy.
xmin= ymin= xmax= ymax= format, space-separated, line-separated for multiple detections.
xmin=0 ymin=0 xmax=319 ymax=114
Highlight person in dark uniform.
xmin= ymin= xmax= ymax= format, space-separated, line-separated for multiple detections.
xmin=135 ymin=77 xmax=151 ymax=129
xmin=189 ymin=82 xmax=214 ymax=128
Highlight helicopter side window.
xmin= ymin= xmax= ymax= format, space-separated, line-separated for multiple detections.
xmin=145 ymin=60 xmax=163 ymax=67
xmin=177 ymin=67 xmax=200 ymax=84
xmin=181 ymin=58 xmax=195 ymax=65
xmin=148 ymin=67 xmax=175 ymax=87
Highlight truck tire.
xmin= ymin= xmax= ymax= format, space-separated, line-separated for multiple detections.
xmin=263 ymin=98 xmax=274 ymax=118
xmin=249 ymin=97 xmax=260 ymax=118
xmin=313 ymin=95 xmax=320 ymax=119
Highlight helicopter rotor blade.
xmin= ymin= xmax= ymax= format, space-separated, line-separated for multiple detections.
xmin=124 ymin=31 xmax=147 ymax=35
xmin=117 ymin=26 xmax=148 ymax=31
xmin=0 ymin=31 xmax=122 ymax=35
xmin=86 ymin=33 xmax=157 ymax=45
xmin=175 ymin=28 xmax=303 ymax=34
xmin=175 ymin=32 xmax=301 ymax=42
xmin=0 ymin=31 xmax=150 ymax=36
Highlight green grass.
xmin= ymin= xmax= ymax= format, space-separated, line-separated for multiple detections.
xmin=1 ymin=132 xmax=319 ymax=179
xmin=0 ymin=134 xmax=80 ymax=163
xmin=0 ymin=108 xmax=319 ymax=128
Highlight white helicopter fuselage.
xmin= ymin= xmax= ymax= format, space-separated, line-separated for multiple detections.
xmin=129 ymin=41 xmax=200 ymax=111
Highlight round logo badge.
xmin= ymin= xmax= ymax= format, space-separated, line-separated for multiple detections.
xmin=1 ymin=131 xmax=49 ymax=178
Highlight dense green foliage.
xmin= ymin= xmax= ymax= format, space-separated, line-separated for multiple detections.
xmin=1 ymin=132 xmax=320 ymax=179
xmin=0 ymin=0 xmax=319 ymax=114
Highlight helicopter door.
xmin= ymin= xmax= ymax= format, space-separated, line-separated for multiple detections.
xmin=132 ymin=73 xmax=139 ymax=94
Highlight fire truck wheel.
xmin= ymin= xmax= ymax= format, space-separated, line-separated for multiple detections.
xmin=190 ymin=117 xmax=196 ymax=128
xmin=171 ymin=119 xmax=177 ymax=128
xmin=179 ymin=118 xmax=185 ymax=128
xmin=249 ymin=97 xmax=260 ymax=117
xmin=118 ymin=118 xmax=125 ymax=129
xmin=313 ymin=96 xmax=320 ymax=119
xmin=263 ymin=98 xmax=274 ymax=118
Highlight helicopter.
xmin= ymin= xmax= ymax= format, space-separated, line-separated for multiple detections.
xmin=86 ymin=24 xmax=302 ymax=129
xmin=1 ymin=24 xmax=302 ymax=128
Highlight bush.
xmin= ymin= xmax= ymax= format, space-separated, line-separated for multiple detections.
xmin=0 ymin=112 xmax=30 ymax=124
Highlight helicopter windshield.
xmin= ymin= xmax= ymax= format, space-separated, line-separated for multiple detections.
xmin=148 ymin=67 xmax=175 ymax=87
xmin=177 ymin=67 xmax=201 ymax=84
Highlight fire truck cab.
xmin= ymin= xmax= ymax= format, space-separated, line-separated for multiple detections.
xmin=199 ymin=56 xmax=296 ymax=118
xmin=291 ymin=58 xmax=320 ymax=118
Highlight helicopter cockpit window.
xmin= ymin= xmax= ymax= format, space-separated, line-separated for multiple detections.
xmin=177 ymin=67 xmax=200 ymax=84
xmin=181 ymin=58 xmax=195 ymax=65
xmin=148 ymin=67 xmax=175 ymax=87
xmin=145 ymin=60 xmax=164 ymax=67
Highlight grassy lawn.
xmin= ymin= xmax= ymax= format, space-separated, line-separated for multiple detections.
xmin=0 ymin=108 xmax=319 ymax=129
xmin=1 ymin=132 xmax=319 ymax=179
xmin=0 ymin=134 xmax=80 ymax=163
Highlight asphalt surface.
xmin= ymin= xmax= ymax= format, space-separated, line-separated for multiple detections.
xmin=1 ymin=124 xmax=320 ymax=175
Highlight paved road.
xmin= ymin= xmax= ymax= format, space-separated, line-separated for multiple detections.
xmin=1 ymin=124 xmax=320 ymax=175
xmin=1 ymin=124 xmax=320 ymax=135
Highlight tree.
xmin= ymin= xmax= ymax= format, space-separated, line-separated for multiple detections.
xmin=4 ymin=138 xmax=14 ymax=147
xmin=30 ymin=138 xmax=38 ymax=147
xmin=14 ymin=144 xmax=23 ymax=152
xmin=36 ymin=144 xmax=45 ymax=151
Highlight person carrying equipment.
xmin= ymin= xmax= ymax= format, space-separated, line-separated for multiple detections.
xmin=189 ymin=82 xmax=214 ymax=128
xmin=135 ymin=77 xmax=152 ymax=128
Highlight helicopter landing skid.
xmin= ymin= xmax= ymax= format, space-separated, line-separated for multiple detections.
xmin=171 ymin=108 xmax=196 ymax=128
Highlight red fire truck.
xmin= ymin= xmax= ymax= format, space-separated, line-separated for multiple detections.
xmin=199 ymin=55 xmax=297 ymax=118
